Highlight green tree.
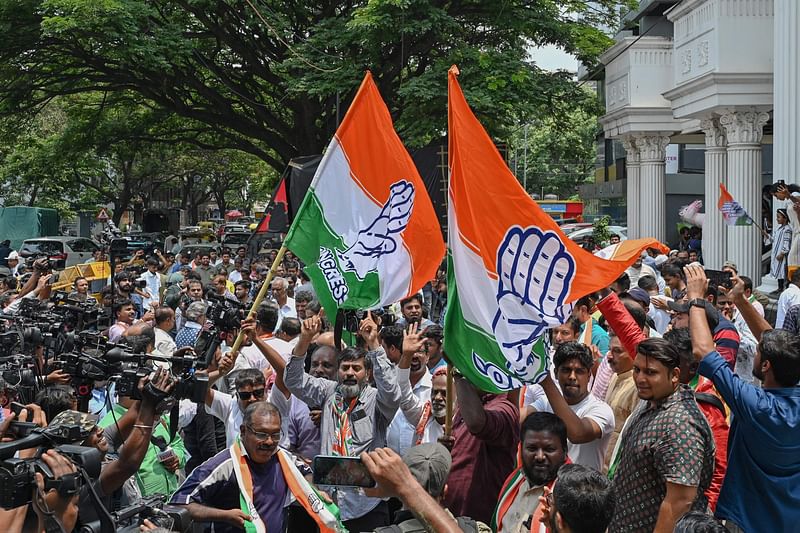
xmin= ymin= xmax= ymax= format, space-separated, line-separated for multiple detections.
xmin=0 ymin=0 xmax=629 ymax=173
xmin=509 ymin=88 xmax=601 ymax=199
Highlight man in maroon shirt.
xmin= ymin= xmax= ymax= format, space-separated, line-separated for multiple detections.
xmin=441 ymin=372 xmax=519 ymax=524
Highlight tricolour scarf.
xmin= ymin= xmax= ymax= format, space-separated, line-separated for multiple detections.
xmin=230 ymin=438 xmax=347 ymax=532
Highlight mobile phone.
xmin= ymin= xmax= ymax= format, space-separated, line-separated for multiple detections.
xmin=705 ymin=269 xmax=733 ymax=289
xmin=10 ymin=402 xmax=26 ymax=418
xmin=313 ymin=455 xmax=376 ymax=488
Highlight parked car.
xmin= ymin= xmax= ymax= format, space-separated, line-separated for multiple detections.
xmin=174 ymin=243 xmax=221 ymax=260
xmin=567 ymin=226 xmax=628 ymax=247
xmin=221 ymin=231 xmax=251 ymax=248
xmin=19 ymin=236 xmax=101 ymax=269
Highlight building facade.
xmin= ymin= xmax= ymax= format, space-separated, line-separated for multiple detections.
xmin=584 ymin=0 xmax=793 ymax=281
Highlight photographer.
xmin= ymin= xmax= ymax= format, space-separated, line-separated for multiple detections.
xmin=208 ymin=273 xmax=237 ymax=304
xmin=67 ymin=277 xmax=94 ymax=305
xmin=233 ymin=280 xmax=252 ymax=308
xmin=0 ymin=411 xmax=82 ymax=533
xmin=2 ymin=259 xmax=53 ymax=315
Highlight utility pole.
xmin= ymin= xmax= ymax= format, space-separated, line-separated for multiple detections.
xmin=523 ymin=123 xmax=528 ymax=192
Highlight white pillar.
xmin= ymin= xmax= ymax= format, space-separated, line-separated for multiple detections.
xmin=720 ymin=110 xmax=769 ymax=281
xmin=774 ymin=0 xmax=800 ymax=187
xmin=622 ymin=136 xmax=641 ymax=239
xmin=636 ymin=134 xmax=670 ymax=243
xmin=700 ymin=117 xmax=728 ymax=269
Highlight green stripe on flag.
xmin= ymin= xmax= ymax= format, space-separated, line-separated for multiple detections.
xmin=285 ymin=191 xmax=381 ymax=317
xmin=444 ymin=253 xmax=547 ymax=393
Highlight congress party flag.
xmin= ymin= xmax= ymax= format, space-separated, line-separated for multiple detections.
xmin=445 ymin=66 xmax=667 ymax=392
xmin=284 ymin=72 xmax=445 ymax=319
xmin=718 ymin=183 xmax=753 ymax=226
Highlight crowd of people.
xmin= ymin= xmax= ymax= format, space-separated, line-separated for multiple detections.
xmin=0 ymin=221 xmax=797 ymax=533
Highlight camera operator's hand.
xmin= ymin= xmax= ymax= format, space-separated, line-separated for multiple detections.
xmin=33 ymin=258 xmax=50 ymax=273
xmin=359 ymin=311 xmax=380 ymax=351
xmin=139 ymin=367 xmax=175 ymax=408
xmin=19 ymin=403 xmax=47 ymax=428
xmin=36 ymin=273 xmax=53 ymax=290
xmin=32 ymin=449 xmax=80 ymax=533
xmin=46 ymin=369 xmax=71 ymax=385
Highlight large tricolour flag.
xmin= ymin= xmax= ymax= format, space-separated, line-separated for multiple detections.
xmin=284 ymin=72 xmax=444 ymax=318
xmin=446 ymin=66 xmax=667 ymax=392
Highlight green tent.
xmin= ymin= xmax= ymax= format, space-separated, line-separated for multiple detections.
xmin=0 ymin=206 xmax=60 ymax=249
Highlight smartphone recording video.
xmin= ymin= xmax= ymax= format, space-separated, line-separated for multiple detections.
xmin=313 ymin=456 xmax=376 ymax=488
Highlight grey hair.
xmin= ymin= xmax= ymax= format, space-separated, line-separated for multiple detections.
xmin=271 ymin=276 xmax=289 ymax=290
xmin=185 ymin=301 xmax=208 ymax=322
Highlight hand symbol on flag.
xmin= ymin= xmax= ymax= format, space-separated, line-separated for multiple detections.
xmin=492 ymin=227 xmax=575 ymax=382
xmin=337 ymin=180 xmax=415 ymax=280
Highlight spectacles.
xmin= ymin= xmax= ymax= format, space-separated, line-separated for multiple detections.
xmin=246 ymin=425 xmax=281 ymax=442
xmin=237 ymin=388 xmax=265 ymax=401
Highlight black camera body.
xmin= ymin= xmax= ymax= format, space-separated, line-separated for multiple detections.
xmin=205 ymin=294 xmax=245 ymax=333
xmin=0 ymin=425 xmax=101 ymax=509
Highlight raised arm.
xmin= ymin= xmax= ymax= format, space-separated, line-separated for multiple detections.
xmin=395 ymin=324 xmax=428 ymax=424
xmin=596 ymin=290 xmax=646 ymax=356
xmin=284 ymin=316 xmax=337 ymax=407
xmin=360 ymin=312 xmax=400 ymax=421
xmin=540 ymin=375 xmax=602 ymax=444
xmin=100 ymin=368 xmax=174 ymax=495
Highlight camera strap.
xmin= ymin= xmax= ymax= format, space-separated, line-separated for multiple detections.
xmin=169 ymin=402 xmax=179 ymax=441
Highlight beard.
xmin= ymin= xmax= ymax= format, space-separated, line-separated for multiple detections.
xmin=752 ymin=364 xmax=765 ymax=381
xmin=432 ymin=403 xmax=447 ymax=419
xmin=337 ymin=380 xmax=366 ymax=399
xmin=523 ymin=461 xmax=560 ymax=487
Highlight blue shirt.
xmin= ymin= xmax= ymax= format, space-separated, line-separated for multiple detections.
xmin=698 ymin=351 xmax=800 ymax=532
xmin=582 ymin=319 xmax=609 ymax=354
xmin=170 ymin=448 xmax=289 ymax=533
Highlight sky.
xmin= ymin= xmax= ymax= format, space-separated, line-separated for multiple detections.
xmin=529 ymin=44 xmax=579 ymax=72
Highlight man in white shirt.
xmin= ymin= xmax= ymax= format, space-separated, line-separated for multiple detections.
xmin=776 ymin=269 xmax=800 ymax=328
xmin=387 ymin=325 xmax=432 ymax=455
xmin=534 ymin=342 xmax=615 ymax=471
xmin=231 ymin=302 xmax=293 ymax=379
xmin=141 ymin=257 xmax=162 ymax=310
xmin=625 ymin=254 xmax=657 ymax=288
xmin=154 ymin=306 xmax=177 ymax=358
xmin=270 ymin=277 xmax=296 ymax=332
xmin=205 ymin=367 xmax=267 ymax=447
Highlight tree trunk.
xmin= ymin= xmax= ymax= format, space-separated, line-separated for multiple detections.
xmin=27 ymin=183 xmax=39 ymax=206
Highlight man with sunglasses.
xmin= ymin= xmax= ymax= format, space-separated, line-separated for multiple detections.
xmin=205 ymin=367 xmax=268 ymax=447
xmin=171 ymin=402 xmax=333 ymax=533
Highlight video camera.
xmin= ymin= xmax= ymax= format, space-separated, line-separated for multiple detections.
xmin=0 ymin=423 xmax=101 ymax=509
xmin=205 ymin=293 xmax=245 ymax=333
xmin=103 ymin=346 xmax=208 ymax=404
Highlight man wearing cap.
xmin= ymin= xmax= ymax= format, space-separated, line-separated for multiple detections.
xmin=50 ymin=368 xmax=177 ymax=526
xmin=6 ymin=251 xmax=20 ymax=276
xmin=371 ymin=443 xmax=490 ymax=533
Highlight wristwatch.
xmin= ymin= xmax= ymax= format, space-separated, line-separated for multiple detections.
xmin=689 ymin=298 xmax=707 ymax=309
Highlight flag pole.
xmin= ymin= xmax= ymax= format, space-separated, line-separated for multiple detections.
xmin=229 ymin=245 xmax=288 ymax=355
xmin=445 ymin=364 xmax=454 ymax=436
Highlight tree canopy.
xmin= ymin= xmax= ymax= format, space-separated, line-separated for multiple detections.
xmin=0 ymin=0 xmax=628 ymax=175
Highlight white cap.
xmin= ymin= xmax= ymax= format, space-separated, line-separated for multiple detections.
xmin=7 ymin=251 xmax=19 ymax=260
